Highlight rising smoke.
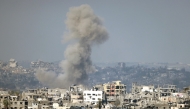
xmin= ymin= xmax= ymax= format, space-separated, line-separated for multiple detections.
xmin=35 ymin=4 xmax=109 ymax=88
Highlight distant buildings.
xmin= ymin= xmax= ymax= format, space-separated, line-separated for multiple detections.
xmin=0 ymin=81 xmax=190 ymax=109
xmin=9 ymin=58 xmax=18 ymax=68
xmin=118 ymin=62 xmax=126 ymax=68
xmin=1 ymin=59 xmax=190 ymax=108
xmin=30 ymin=60 xmax=53 ymax=69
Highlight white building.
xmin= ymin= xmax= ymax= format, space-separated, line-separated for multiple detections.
xmin=53 ymin=103 xmax=70 ymax=109
xmin=28 ymin=103 xmax=38 ymax=109
xmin=9 ymin=58 xmax=18 ymax=68
xmin=83 ymin=90 xmax=103 ymax=105
xmin=141 ymin=86 xmax=154 ymax=92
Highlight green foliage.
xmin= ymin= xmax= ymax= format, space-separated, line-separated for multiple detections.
xmin=8 ymin=90 xmax=20 ymax=96
xmin=3 ymin=99 xmax=10 ymax=109
xmin=183 ymin=87 xmax=189 ymax=93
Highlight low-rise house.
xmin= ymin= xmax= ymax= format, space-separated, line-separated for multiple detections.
xmin=48 ymin=88 xmax=68 ymax=101
xmin=53 ymin=102 xmax=70 ymax=109
xmin=154 ymin=103 xmax=170 ymax=109
xmin=70 ymin=92 xmax=83 ymax=103
xmin=83 ymin=90 xmax=103 ymax=105
xmin=28 ymin=102 xmax=38 ymax=109
xmin=160 ymin=96 xmax=177 ymax=103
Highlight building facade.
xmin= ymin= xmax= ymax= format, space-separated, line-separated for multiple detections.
xmin=83 ymin=90 xmax=103 ymax=105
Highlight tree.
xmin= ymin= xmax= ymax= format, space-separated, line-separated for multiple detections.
xmin=98 ymin=99 xmax=102 ymax=109
xmin=3 ymin=99 xmax=10 ymax=109
xmin=94 ymin=98 xmax=102 ymax=109
xmin=183 ymin=87 xmax=189 ymax=93
xmin=114 ymin=99 xmax=120 ymax=108
xmin=9 ymin=90 xmax=21 ymax=100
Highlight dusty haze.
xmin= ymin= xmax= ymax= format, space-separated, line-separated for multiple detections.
xmin=35 ymin=4 xmax=108 ymax=88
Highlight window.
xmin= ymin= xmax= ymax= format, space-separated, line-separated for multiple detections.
xmin=98 ymin=94 xmax=101 ymax=96
xmin=107 ymin=86 xmax=110 ymax=89
xmin=107 ymin=90 xmax=109 ymax=92
xmin=111 ymin=90 xmax=114 ymax=92
xmin=116 ymin=86 xmax=119 ymax=89
xmin=92 ymin=98 xmax=95 ymax=100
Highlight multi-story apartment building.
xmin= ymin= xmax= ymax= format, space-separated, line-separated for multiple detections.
xmin=131 ymin=82 xmax=156 ymax=99
xmin=103 ymin=81 xmax=126 ymax=97
xmin=103 ymin=81 xmax=126 ymax=104
xmin=158 ymin=84 xmax=176 ymax=97
xmin=69 ymin=85 xmax=84 ymax=103
xmin=9 ymin=96 xmax=27 ymax=109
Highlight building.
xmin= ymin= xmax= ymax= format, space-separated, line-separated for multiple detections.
xmin=118 ymin=62 xmax=126 ymax=68
xmin=131 ymin=82 xmax=156 ymax=99
xmin=83 ymin=90 xmax=103 ymax=105
xmin=48 ymin=88 xmax=68 ymax=101
xmin=53 ymin=102 xmax=70 ymax=109
xmin=9 ymin=58 xmax=18 ymax=68
xmin=69 ymin=85 xmax=84 ymax=103
xmin=158 ymin=84 xmax=176 ymax=97
xmin=9 ymin=96 xmax=27 ymax=109
xmin=103 ymin=81 xmax=126 ymax=104
xmin=104 ymin=81 xmax=126 ymax=97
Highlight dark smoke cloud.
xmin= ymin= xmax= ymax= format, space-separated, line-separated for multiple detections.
xmin=35 ymin=4 xmax=109 ymax=88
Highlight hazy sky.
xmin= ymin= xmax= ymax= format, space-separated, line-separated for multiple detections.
xmin=0 ymin=0 xmax=190 ymax=63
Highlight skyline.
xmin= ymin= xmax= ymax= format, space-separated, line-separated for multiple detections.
xmin=0 ymin=0 xmax=190 ymax=63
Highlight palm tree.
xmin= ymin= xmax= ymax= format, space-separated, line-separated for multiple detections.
xmin=3 ymin=99 xmax=10 ymax=109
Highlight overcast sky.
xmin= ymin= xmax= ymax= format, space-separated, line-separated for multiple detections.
xmin=0 ymin=0 xmax=190 ymax=63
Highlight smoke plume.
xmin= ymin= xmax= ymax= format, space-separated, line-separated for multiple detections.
xmin=35 ymin=4 xmax=109 ymax=88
